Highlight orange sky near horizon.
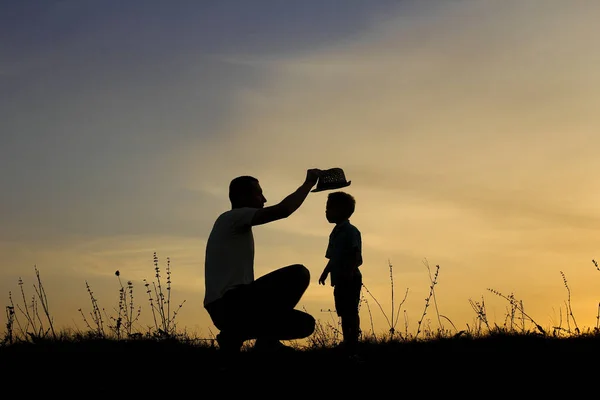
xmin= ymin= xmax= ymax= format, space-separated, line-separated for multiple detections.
xmin=2 ymin=1 xmax=600 ymax=342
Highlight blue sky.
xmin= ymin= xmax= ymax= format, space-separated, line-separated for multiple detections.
xmin=1 ymin=0 xmax=405 ymax=240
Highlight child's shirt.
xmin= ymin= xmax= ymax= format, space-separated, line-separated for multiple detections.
xmin=325 ymin=219 xmax=363 ymax=286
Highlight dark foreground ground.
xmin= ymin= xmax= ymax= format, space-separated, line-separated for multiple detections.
xmin=1 ymin=333 xmax=598 ymax=394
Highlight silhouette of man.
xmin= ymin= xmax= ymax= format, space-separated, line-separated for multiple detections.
xmin=204 ymin=169 xmax=322 ymax=353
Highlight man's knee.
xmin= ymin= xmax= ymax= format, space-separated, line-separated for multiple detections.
xmin=286 ymin=263 xmax=310 ymax=285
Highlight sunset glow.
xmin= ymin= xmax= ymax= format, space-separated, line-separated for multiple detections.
xmin=2 ymin=0 xmax=600 ymax=340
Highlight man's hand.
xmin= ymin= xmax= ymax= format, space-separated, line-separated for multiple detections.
xmin=305 ymin=168 xmax=322 ymax=186
xmin=319 ymin=269 xmax=329 ymax=285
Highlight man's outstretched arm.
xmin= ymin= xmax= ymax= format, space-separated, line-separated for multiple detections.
xmin=251 ymin=168 xmax=321 ymax=226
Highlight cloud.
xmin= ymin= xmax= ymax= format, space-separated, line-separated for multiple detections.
xmin=176 ymin=0 xmax=600 ymax=290
xmin=4 ymin=1 xmax=600 ymax=334
xmin=180 ymin=0 xmax=600 ymax=225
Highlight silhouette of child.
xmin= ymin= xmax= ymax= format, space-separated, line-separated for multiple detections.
xmin=319 ymin=191 xmax=363 ymax=354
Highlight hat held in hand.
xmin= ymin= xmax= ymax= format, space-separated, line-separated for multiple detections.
xmin=311 ymin=168 xmax=352 ymax=192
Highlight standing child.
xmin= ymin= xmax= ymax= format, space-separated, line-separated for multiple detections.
xmin=318 ymin=191 xmax=363 ymax=354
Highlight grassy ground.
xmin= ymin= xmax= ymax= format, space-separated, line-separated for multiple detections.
xmin=2 ymin=329 xmax=598 ymax=375
xmin=2 ymin=318 xmax=598 ymax=396
xmin=2 ymin=255 xmax=598 ymax=393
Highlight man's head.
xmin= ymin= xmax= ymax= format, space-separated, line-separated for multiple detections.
xmin=326 ymin=191 xmax=355 ymax=223
xmin=229 ymin=176 xmax=267 ymax=209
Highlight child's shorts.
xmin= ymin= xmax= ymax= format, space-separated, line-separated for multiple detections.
xmin=334 ymin=272 xmax=362 ymax=317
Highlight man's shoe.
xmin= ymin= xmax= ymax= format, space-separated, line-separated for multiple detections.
xmin=253 ymin=339 xmax=296 ymax=353
xmin=216 ymin=332 xmax=243 ymax=353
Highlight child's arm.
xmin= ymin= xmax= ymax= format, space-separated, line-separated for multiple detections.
xmin=319 ymin=261 xmax=332 ymax=285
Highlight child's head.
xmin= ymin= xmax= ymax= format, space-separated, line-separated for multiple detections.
xmin=326 ymin=191 xmax=356 ymax=223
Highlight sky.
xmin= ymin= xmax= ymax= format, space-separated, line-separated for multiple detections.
xmin=2 ymin=0 xmax=600 ymax=341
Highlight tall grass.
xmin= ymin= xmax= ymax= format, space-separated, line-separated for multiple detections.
xmin=3 ymin=255 xmax=600 ymax=349
xmin=4 ymin=266 xmax=56 ymax=344
xmin=3 ymin=252 xmax=186 ymax=345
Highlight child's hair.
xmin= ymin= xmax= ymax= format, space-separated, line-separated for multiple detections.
xmin=327 ymin=191 xmax=356 ymax=219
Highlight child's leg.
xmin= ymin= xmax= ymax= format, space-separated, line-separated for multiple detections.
xmin=334 ymin=285 xmax=350 ymax=344
xmin=347 ymin=311 xmax=360 ymax=344
xmin=340 ymin=314 xmax=352 ymax=342
xmin=337 ymin=308 xmax=359 ymax=350
xmin=346 ymin=273 xmax=362 ymax=347
xmin=338 ymin=313 xmax=358 ymax=356
xmin=335 ymin=275 xmax=363 ymax=349
xmin=340 ymin=312 xmax=359 ymax=342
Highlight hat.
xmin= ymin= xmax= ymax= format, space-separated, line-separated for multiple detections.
xmin=311 ymin=168 xmax=352 ymax=192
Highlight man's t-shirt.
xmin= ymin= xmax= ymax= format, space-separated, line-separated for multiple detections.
xmin=204 ymin=207 xmax=258 ymax=307
xmin=325 ymin=219 xmax=363 ymax=286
